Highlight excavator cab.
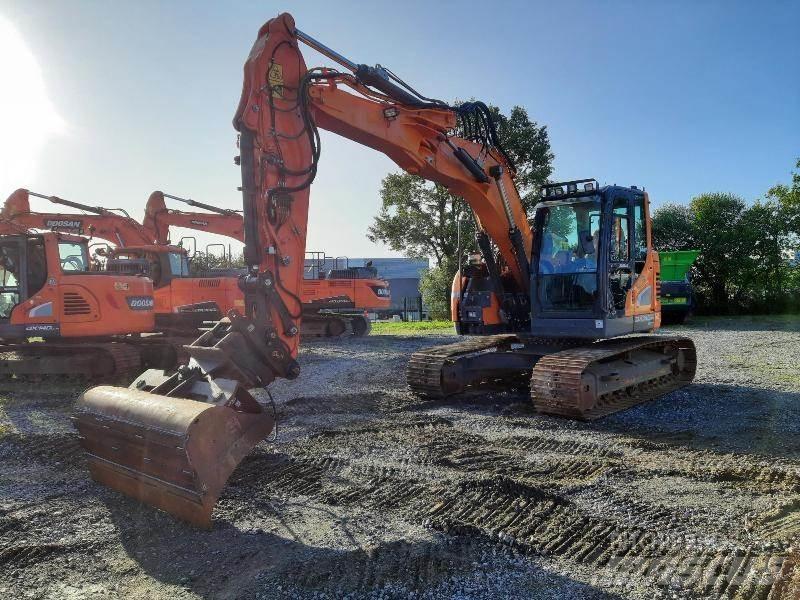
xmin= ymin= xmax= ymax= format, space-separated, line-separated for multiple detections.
xmin=530 ymin=179 xmax=661 ymax=338
xmin=105 ymin=244 xmax=240 ymax=331
xmin=0 ymin=232 xmax=155 ymax=341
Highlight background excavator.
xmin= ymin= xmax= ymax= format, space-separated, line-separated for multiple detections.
xmin=143 ymin=190 xmax=389 ymax=336
xmin=0 ymin=208 xmax=170 ymax=380
xmin=3 ymin=188 xmax=243 ymax=333
xmin=72 ymin=13 xmax=696 ymax=527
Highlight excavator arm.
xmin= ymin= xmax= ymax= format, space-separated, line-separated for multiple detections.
xmin=232 ymin=13 xmax=534 ymax=371
xmin=2 ymin=189 xmax=154 ymax=247
xmin=143 ymin=191 xmax=244 ymax=245
xmin=73 ymin=12 xmax=536 ymax=527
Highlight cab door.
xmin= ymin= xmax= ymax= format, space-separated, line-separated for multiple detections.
xmin=606 ymin=196 xmax=635 ymax=329
xmin=628 ymin=193 xmax=660 ymax=330
xmin=0 ymin=237 xmax=25 ymax=323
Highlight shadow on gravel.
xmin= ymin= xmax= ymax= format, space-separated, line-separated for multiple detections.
xmin=400 ymin=376 xmax=800 ymax=461
xmin=399 ymin=386 xmax=533 ymax=417
xmin=102 ymin=496 xmax=622 ymax=599
xmin=600 ymin=383 xmax=800 ymax=459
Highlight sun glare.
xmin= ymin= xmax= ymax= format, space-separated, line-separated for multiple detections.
xmin=0 ymin=16 xmax=66 ymax=193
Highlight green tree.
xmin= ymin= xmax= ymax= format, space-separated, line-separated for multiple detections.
xmin=189 ymin=250 xmax=245 ymax=275
xmin=368 ymin=104 xmax=553 ymax=267
xmin=688 ymin=192 xmax=748 ymax=310
xmin=419 ymin=258 xmax=456 ymax=320
xmin=652 ymin=184 xmax=800 ymax=314
xmin=766 ymin=158 xmax=800 ymax=244
xmin=368 ymin=173 xmax=471 ymax=266
xmin=652 ymin=203 xmax=696 ymax=251
xmin=734 ymin=199 xmax=790 ymax=309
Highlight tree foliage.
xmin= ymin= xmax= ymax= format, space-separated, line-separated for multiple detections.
xmin=652 ymin=162 xmax=800 ymax=314
xmin=652 ymin=203 xmax=694 ymax=251
xmin=419 ymin=257 xmax=456 ymax=321
xmin=766 ymin=158 xmax=800 ymax=243
xmin=368 ymin=104 xmax=553 ymax=268
xmin=189 ymin=250 xmax=245 ymax=275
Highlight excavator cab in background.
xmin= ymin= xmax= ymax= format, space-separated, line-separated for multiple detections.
xmin=104 ymin=244 xmax=243 ymax=331
xmin=142 ymin=191 xmax=390 ymax=336
xmin=2 ymin=189 xmax=244 ymax=334
xmin=0 ymin=228 xmax=161 ymax=378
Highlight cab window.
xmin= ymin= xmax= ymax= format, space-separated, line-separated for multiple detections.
xmin=168 ymin=252 xmax=189 ymax=277
xmin=58 ymin=242 xmax=89 ymax=272
xmin=0 ymin=243 xmax=21 ymax=319
xmin=633 ymin=197 xmax=647 ymax=262
xmin=610 ymin=199 xmax=630 ymax=263
xmin=27 ymin=239 xmax=47 ymax=294
xmin=538 ymin=198 xmax=602 ymax=275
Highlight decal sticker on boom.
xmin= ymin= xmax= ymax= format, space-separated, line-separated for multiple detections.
xmin=268 ymin=62 xmax=284 ymax=98
xmin=44 ymin=219 xmax=82 ymax=233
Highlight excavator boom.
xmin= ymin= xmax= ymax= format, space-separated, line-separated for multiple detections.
xmin=143 ymin=191 xmax=244 ymax=246
xmin=3 ymin=189 xmax=154 ymax=247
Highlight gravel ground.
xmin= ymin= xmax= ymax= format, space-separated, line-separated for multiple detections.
xmin=1 ymin=317 xmax=799 ymax=599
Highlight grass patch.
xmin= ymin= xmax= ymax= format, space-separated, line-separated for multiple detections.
xmin=371 ymin=320 xmax=455 ymax=335
xmin=687 ymin=314 xmax=800 ymax=327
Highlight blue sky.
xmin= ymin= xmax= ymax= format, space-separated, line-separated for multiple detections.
xmin=0 ymin=1 xmax=797 ymax=257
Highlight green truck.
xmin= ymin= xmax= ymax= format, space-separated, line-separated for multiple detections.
xmin=659 ymin=250 xmax=700 ymax=324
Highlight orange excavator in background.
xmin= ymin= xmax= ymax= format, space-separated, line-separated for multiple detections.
xmin=0 ymin=209 xmax=173 ymax=379
xmin=72 ymin=13 xmax=696 ymax=527
xmin=143 ymin=190 xmax=390 ymax=335
xmin=3 ymin=188 xmax=242 ymax=333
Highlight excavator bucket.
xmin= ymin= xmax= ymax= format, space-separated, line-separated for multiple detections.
xmin=73 ymin=385 xmax=274 ymax=528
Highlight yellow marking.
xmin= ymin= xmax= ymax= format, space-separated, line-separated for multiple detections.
xmin=268 ymin=63 xmax=284 ymax=98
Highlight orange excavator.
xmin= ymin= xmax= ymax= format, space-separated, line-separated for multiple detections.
xmin=142 ymin=190 xmax=389 ymax=335
xmin=72 ymin=13 xmax=696 ymax=527
xmin=3 ymin=188 xmax=243 ymax=333
xmin=0 ymin=210 xmax=172 ymax=379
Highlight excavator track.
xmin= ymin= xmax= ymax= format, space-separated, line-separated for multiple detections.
xmin=407 ymin=334 xmax=696 ymax=420
xmin=301 ymin=313 xmax=372 ymax=338
xmin=531 ymin=335 xmax=697 ymax=420
xmin=407 ymin=334 xmax=522 ymax=397
xmin=0 ymin=342 xmax=142 ymax=382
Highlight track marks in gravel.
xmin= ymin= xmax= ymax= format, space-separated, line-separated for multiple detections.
xmin=277 ymin=538 xmax=490 ymax=595
xmin=0 ymin=541 xmax=86 ymax=569
xmin=425 ymin=477 xmax=789 ymax=599
xmin=225 ymin=413 xmax=800 ymax=598
xmin=0 ymin=431 xmax=84 ymax=469
xmin=496 ymin=431 xmax=800 ymax=494
xmin=280 ymin=392 xmax=401 ymax=416
xmin=754 ymin=499 xmax=800 ymax=543
xmin=228 ymin=453 xmax=431 ymax=514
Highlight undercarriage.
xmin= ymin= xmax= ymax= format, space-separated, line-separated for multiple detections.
xmin=407 ymin=334 xmax=697 ymax=420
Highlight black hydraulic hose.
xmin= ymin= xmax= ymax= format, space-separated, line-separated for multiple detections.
xmin=238 ymin=128 xmax=261 ymax=267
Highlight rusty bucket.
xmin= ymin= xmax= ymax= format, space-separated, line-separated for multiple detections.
xmin=73 ymin=385 xmax=274 ymax=528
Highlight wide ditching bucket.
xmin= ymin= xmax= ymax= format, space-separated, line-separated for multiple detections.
xmin=73 ymin=385 xmax=274 ymax=528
